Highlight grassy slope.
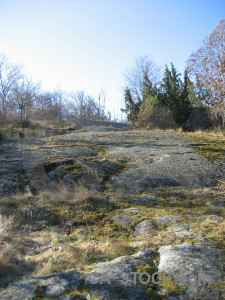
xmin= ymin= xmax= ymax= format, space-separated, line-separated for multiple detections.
xmin=0 ymin=129 xmax=224 ymax=298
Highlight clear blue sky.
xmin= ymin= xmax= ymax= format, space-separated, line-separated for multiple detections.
xmin=0 ymin=0 xmax=224 ymax=119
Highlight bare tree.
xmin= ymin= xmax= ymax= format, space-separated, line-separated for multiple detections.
xmin=0 ymin=53 xmax=110 ymax=125
xmin=68 ymin=90 xmax=109 ymax=121
xmin=12 ymin=79 xmax=39 ymax=121
xmin=124 ymin=55 xmax=162 ymax=103
xmin=97 ymin=89 xmax=107 ymax=119
xmin=33 ymin=90 xmax=64 ymax=121
xmin=187 ymin=19 xmax=225 ymax=107
xmin=0 ymin=54 xmax=23 ymax=123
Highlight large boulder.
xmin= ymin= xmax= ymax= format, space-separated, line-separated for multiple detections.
xmin=158 ymin=242 xmax=225 ymax=299
xmin=85 ymin=249 xmax=153 ymax=300
xmin=184 ymin=107 xmax=221 ymax=130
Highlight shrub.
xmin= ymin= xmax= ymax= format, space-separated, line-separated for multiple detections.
xmin=139 ymin=104 xmax=178 ymax=129
xmin=13 ymin=120 xmax=31 ymax=128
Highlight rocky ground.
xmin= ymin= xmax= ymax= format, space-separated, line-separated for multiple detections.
xmin=0 ymin=121 xmax=224 ymax=299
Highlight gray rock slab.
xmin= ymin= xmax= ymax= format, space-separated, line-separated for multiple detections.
xmin=195 ymin=211 xmax=207 ymax=216
xmin=107 ymin=131 xmax=225 ymax=191
xmin=2 ymin=127 xmax=225 ymax=195
xmin=207 ymin=206 xmax=222 ymax=212
xmin=48 ymin=165 xmax=73 ymax=179
xmin=63 ymin=173 xmax=81 ymax=187
xmin=41 ymin=277 xmax=69 ymax=297
xmin=85 ymin=250 xmax=152 ymax=300
xmin=133 ymin=219 xmax=154 ymax=235
xmin=156 ymin=215 xmax=184 ymax=228
xmin=0 ymin=173 xmax=27 ymax=195
xmin=112 ymin=214 xmax=134 ymax=227
xmin=158 ymin=243 xmax=224 ymax=299
xmin=0 ymin=270 xmax=82 ymax=300
xmin=207 ymin=199 xmax=225 ymax=207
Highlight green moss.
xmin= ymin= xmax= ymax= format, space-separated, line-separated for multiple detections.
xmin=159 ymin=277 xmax=186 ymax=297
xmin=182 ymin=132 xmax=225 ymax=163
xmin=207 ymin=280 xmax=225 ymax=290
xmin=151 ymin=251 xmax=160 ymax=265
xmin=191 ymin=143 xmax=225 ymax=161
xmin=136 ymin=264 xmax=158 ymax=277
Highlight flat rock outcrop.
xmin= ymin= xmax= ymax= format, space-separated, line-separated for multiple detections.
xmin=1 ymin=122 xmax=225 ymax=194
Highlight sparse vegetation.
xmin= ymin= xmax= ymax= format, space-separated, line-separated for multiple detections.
xmin=182 ymin=129 xmax=225 ymax=163
xmin=0 ymin=176 xmax=224 ymax=288
xmin=0 ymin=122 xmax=224 ymax=300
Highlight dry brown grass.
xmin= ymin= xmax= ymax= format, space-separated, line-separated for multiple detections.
xmin=144 ymin=231 xmax=183 ymax=250
xmin=211 ymin=221 xmax=225 ymax=239
xmin=31 ymin=236 xmax=134 ymax=276
xmin=0 ymin=214 xmax=13 ymax=237
xmin=0 ymin=182 xmax=224 ymax=288
xmin=181 ymin=128 xmax=225 ymax=141
xmin=196 ymin=219 xmax=225 ymax=239
xmin=217 ymin=180 xmax=225 ymax=192
xmin=97 ymin=238 xmax=133 ymax=260
xmin=0 ymin=215 xmax=28 ymax=287
xmin=38 ymin=182 xmax=99 ymax=205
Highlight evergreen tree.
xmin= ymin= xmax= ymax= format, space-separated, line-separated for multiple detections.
xmin=123 ymin=87 xmax=140 ymax=124
xmin=123 ymin=60 xmax=196 ymax=128
xmin=161 ymin=64 xmax=193 ymax=126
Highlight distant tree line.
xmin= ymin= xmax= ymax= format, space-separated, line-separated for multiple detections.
xmin=122 ymin=19 xmax=225 ymax=129
xmin=0 ymin=54 xmax=110 ymax=126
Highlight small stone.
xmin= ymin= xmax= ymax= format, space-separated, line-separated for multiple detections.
xmin=133 ymin=219 xmax=154 ymax=235
xmin=112 ymin=214 xmax=134 ymax=227
xmin=155 ymin=215 xmax=184 ymax=228
xmin=133 ymin=249 xmax=152 ymax=259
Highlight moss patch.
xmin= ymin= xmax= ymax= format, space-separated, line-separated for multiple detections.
xmin=183 ymin=131 xmax=225 ymax=163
